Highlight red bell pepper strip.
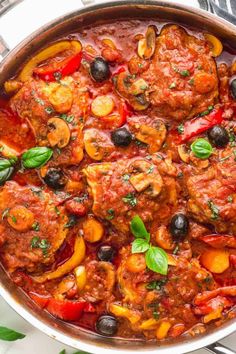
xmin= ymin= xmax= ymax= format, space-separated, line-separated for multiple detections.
xmin=34 ymin=52 xmax=82 ymax=82
xmin=194 ymin=296 xmax=233 ymax=315
xmin=29 ymin=292 xmax=50 ymax=308
xmin=194 ymin=286 xmax=236 ymax=305
xmin=200 ymin=234 xmax=236 ymax=249
xmin=29 ymin=292 xmax=91 ymax=320
xmin=46 ymin=298 xmax=87 ymax=321
xmin=177 ymin=108 xmax=223 ymax=143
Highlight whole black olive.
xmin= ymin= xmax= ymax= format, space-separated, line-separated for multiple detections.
xmin=97 ymin=245 xmax=115 ymax=262
xmin=111 ymin=127 xmax=132 ymax=147
xmin=90 ymin=57 xmax=110 ymax=82
xmin=43 ymin=168 xmax=67 ymax=189
xmin=230 ymin=78 xmax=236 ymax=99
xmin=170 ymin=213 xmax=189 ymax=241
xmin=207 ymin=125 xmax=229 ymax=148
xmin=96 ymin=315 xmax=118 ymax=336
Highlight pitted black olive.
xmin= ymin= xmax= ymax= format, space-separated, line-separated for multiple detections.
xmin=43 ymin=168 xmax=67 ymax=189
xmin=207 ymin=125 xmax=229 ymax=148
xmin=230 ymin=78 xmax=236 ymax=99
xmin=170 ymin=213 xmax=189 ymax=241
xmin=90 ymin=57 xmax=110 ymax=82
xmin=97 ymin=245 xmax=115 ymax=262
xmin=95 ymin=315 xmax=118 ymax=336
xmin=111 ymin=127 xmax=132 ymax=147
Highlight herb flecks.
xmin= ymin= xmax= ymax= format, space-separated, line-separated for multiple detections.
xmin=169 ymin=82 xmax=176 ymax=89
xmin=122 ymin=174 xmax=130 ymax=182
xmin=180 ymin=70 xmax=190 ymax=77
xmin=31 ymin=237 xmax=50 ymax=255
xmin=146 ymin=278 xmax=167 ymax=291
xmin=177 ymin=123 xmax=184 ymax=135
xmin=207 ymin=199 xmax=219 ymax=220
xmin=122 ymin=193 xmax=137 ymax=207
xmin=106 ymin=208 xmax=115 ymax=220
xmin=60 ymin=114 xmax=74 ymax=123
xmin=32 ymin=221 xmax=40 ymax=231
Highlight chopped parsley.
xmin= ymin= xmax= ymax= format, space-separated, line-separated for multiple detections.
xmin=180 ymin=70 xmax=190 ymax=77
xmin=153 ymin=310 xmax=160 ymax=320
xmin=60 ymin=114 xmax=74 ymax=123
xmin=122 ymin=174 xmax=130 ymax=182
xmin=31 ymin=237 xmax=50 ymax=255
xmin=138 ymin=63 xmax=143 ymax=68
xmin=11 ymin=215 xmax=17 ymax=224
xmin=169 ymin=82 xmax=176 ymax=89
xmin=34 ymin=97 xmax=45 ymax=106
xmin=30 ymin=187 xmax=43 ymax=199
xmin=173 ymin=245 xmax=179 ymax=255
xmin=177 ymin=123 xmax=184 ymax=134
xmin=147 ymin=165 xmax=154 ymax=174
xmin=146 ymin=278 xmax=167 ymax=291
xmin=54 ymin=206 xmax=60 ymax=215
xmin=74 ymin=193 xmax=88 ymax=203
xmin=106 ymin=209 xmax=115 ymax=220
xmin=229 ymin=130 xmax=236 ymax=146
xmin=189 ymin=78 xmax=194 ymax=85
xmin=227 ymin=195 xmax=233 ymax=203
xmin=64 ymin=215 xmax=78 ymax=229
xmin=135 ymin=139 xmax=147 ymax=148
xmin=203 ymin=276 xmax=213 ymax=284
xmin=199 ymin=105 xmax=214 ymax=117
xmin=177 ymin=172 xmax=183 ymax=178
xmin=207 ymin=199 xmax=219 ymax=220
xmin=45 ymin=107 xmax=54 ymax=114
xmin=122 ymin=193 xmax=137 ymax=207
xmin=32 ymin=222 xmax=40 ymax=231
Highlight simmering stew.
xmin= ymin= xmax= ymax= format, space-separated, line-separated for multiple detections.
xmin=0 ymin=20 xmax=236 ymax=342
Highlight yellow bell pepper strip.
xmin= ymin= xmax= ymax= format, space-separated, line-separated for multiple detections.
xmin=33 ymin=236 xmax=86 ymax=283
xmin=19 ymin=40 xmax=82 ymax=82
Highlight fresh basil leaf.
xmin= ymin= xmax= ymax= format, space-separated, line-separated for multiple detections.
xmin=145 ymin=246 xmax=168 ymax=275
xmin=131 ymin=238 xmax=150 ymax=254
xmin=191 ymin=138 xmax=213 ymax=159
xmin=130 ymin=215 xmax=150 ymax=241
xmin=22 ymin=147 xmax=53 ymax=168
xmin=59 ymin=350 xmax=66 ymax=354
xmin=0 ymin=158 xmax=15 ymax=185
xmin=0 ymin=326 xmax=25 ymax=341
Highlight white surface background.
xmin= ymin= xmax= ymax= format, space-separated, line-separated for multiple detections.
xmin=0 ymin=0 xmax=235 ymax=353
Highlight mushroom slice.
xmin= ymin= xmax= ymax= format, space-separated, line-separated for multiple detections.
xmin=129 ymin=159 xmax=163 ymax=198
xmin=136 ymin=120 xmax=167 ymax=153
xmin=178 ymin=144 xmax=190 ymax=163
xmin=47 ymin=117 xmax=71 ymax=148
xmin=130 ymin=78 xmax=149 ymax=96
xmin=138 ymin=25 xmax=156 ymax=59
xmin=84 ymin=128 xmax=113 ymax=161
xmin=129 ymin=94 xmax=150 ymax=111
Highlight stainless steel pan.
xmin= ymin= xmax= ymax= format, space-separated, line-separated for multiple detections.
xmin=0 ymin=1 xmax=235 ymax=353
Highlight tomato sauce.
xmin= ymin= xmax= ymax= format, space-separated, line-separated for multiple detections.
xmin=0 ymin=19 xmax=236 ymax=343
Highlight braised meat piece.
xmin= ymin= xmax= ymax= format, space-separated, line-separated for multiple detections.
xmin=83 ymin=156 xmax=178 ymax=232
xmin=0 ymin=181 xmax=68 ymax=272
xmin=142 ymin=25 xmax=218 ymax=120
xmin=186 ymin=148 xmax=236 ymax=233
